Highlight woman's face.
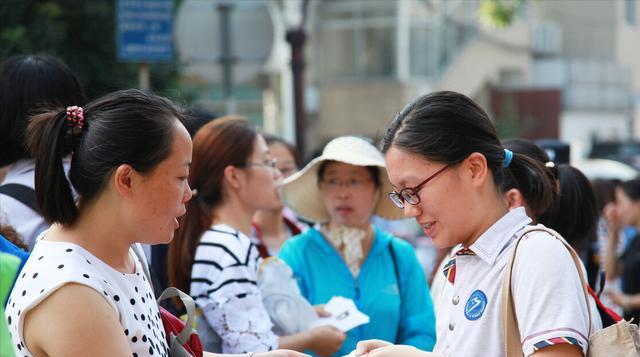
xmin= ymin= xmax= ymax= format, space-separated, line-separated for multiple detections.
xmin=320 ymin=162 xmax=377 ymax=229
xmin=615 ymin=187 xmax=640 ymax=227
xmin=134 ymin=122 xmax=193 ymax=244
xmin=269 ymin=142 xmax=298 ymax=179
xmin=238 ymin=135 xmax=283 ymax=211
xmin=384 ymin=146 xmax=479 ymax=249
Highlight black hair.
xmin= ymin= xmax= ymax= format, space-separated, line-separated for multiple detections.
xmin=183 ymin=107 xmax=216 ymax=138
xmin=381 ymin=91 xmax=555 ymax=215
xmin=591 ymin=178 xmax=619 ymax=213
xmin=502 ymin=138 xmax=558 ymax=218
xmin=539 ymin=165 xmax=598 ymax=248
xmin=27 ymin=89 xmax=184 ymax=225
xmin=0 ymin=54 xmax=86 ymax=166
xmin=619 ymin=178 xmax=640 ymax=202
xmin=263 ymin=133 xmax=300 ymax=168
xmin=317 ymin=161 xmax=381 ymax=189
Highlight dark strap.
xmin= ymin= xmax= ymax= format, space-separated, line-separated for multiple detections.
xmin=389 ymin=239 xmax=403 ymax=342
xmin=0 ymin=183 xmax=38 ymax=213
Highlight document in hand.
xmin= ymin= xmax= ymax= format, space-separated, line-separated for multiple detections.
xmin=310 ymin=296 xmax=370 ymax=332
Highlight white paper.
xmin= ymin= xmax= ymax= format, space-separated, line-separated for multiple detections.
xmin=310 ymin=296 xmax=370 ymax=332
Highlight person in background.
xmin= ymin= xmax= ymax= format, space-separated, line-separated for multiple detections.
xmin=603 ymin=178 xmax=640 ymax=323
xmin=168 ymin=117 xmax=345 ymax=356
xmin=279 ymin=136 xmax=437 ymax=357
xmin=0 ymin=55 xmax=87 ymax=248
xmin=0 ymin=225 xmax=29 ymax=357
xmin=592 ymin=179 xmax=625 ymax=315
xmin=357 ymin=91 xmax=599 ymax=357
xmin=252 ymin=134 xmax=305 ymax=257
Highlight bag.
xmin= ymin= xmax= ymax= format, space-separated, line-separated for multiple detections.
xmin=132 ymin=244 xmax=204 ymax=357
xmin=257 ymin=257 xmax=317 ymax=335
xmin=502 ymin=225 xmax=640 ymax=357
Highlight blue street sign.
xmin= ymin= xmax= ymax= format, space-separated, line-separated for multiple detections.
xmin=117 ymin=0 xmax=173 ymax=62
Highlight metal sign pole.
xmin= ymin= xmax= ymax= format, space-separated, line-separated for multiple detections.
xmin=139 ymin=63 xmax=150 ymax=91
xmin=218 ymin=2 xmax=236 ymax=114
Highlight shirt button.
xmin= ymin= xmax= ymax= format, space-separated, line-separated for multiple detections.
xmin=452 ymin=296 xmax=460 ymax=305
xmin=448 ymin=322 xmax=455 ymax=331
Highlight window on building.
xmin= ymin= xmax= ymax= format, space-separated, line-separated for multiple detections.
xmin=626 ymin=0 xmax=636 ymax=25
xmin=316 ymin=0 xmax=396 ymax=81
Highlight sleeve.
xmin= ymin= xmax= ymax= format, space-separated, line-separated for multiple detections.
xmin=278 ymin=238 xmax=309 ymax=298
xmin=194 ymin=244 xmax=278 ymax=353
xmin=394 ymin=239 xmax=437 ymax=352
xmin=512 ymin=232 xmax=591 ymax=356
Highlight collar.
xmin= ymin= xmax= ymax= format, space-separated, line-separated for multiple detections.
xmin=467 ymin=207 xmax=532 ymax=265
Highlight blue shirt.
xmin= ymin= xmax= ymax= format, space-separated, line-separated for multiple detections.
xmin=279 ymin=227 xmax=437 ymax=356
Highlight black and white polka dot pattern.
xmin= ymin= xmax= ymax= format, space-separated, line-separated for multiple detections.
xmin=6 ymin=240 xmax=169 ymax=357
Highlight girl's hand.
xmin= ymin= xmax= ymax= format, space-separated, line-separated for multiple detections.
xmin=353 ymin=340 xmax=393 ymax=356
xmin=256 ymin=350 xmax=312 ymax=357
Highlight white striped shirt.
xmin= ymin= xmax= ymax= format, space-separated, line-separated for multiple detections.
xmin=190 ymin=224 xmax=277 ymax=353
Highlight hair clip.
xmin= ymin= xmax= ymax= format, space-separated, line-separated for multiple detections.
xmin=66 ymin=105 xmax=85 ymax=129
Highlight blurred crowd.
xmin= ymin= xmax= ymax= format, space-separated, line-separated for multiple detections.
xmin=1 ymin=55 xmax=639 ymax=357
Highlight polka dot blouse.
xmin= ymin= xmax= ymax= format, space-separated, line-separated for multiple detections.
xmin=5 ymin=239 xmax=169 ymax=357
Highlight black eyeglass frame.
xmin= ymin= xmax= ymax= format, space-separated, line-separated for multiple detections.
xmin=388 ymin=165 xmax=449 ymax=208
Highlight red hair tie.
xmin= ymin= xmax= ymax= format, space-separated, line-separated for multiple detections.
xmin=66 ymin=105 xmax=85 ymax=129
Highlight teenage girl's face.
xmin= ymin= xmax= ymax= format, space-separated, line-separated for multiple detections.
xmin=238 ymin=135 xmax=282 ymax=211
xmin=135 ymin=122 xmax=193 ymax=244
xmin=384 ymin=146 xmax=477 ymax=249
xmin=269 ymin=142 xmax=298 ymax=179
xmin=614 ymin=187 xmax=640 ymax=227
xmin=320 ymin=162 xmax=378 ymax=229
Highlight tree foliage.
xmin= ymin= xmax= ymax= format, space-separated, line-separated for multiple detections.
xmin=0 ymin=0 xmax=180 ymax=101
xmin=478 ymin=0 xmax=527 ymax=28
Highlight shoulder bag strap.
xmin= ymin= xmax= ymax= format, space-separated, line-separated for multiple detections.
xmin=0 ymin=183 xmax=38 ymax=213
xmin=157 ymin=287 xmax=198 ymax=344
xmin=389 ymin=238 xmax=403 ymax=342
xmin=502 ymin=226 xmax=592 ymax=357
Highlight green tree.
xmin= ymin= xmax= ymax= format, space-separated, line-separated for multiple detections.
xmin=0 ymin=0 xmax=181 ymax=101
xmin=478 ymin=0 xmax=527 ymax=28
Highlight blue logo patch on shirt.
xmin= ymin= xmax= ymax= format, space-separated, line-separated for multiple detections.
xmin=464 ymin=290 xmax=488 ymax=321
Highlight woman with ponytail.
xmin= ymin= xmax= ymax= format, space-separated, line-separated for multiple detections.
xmin=353 ymin=91 xmax=600 ymax=357
xmin=168 ymin=117 xmax=345 ymax=356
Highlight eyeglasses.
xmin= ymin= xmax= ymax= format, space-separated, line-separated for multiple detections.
xmin=388 ymin=165 xmax=449 ymax=209
xmin=238 ymin=158 xmax=279 ymax=171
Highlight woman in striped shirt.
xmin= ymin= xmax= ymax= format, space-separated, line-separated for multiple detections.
xmin=168 ymin=117 xmax=345 ymax=356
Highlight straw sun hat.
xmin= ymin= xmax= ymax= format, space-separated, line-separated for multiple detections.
xmin=281 ymin=136 xmax=405 ymax=223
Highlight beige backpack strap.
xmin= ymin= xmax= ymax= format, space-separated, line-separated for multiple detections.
xmin=501 ymin=226 xmax=592 ymax=357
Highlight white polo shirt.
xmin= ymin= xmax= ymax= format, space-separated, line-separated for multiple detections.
xmin=433 ymin=207 xmax=601 ymax=357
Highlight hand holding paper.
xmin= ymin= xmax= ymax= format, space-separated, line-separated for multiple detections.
xmin=310 ymin=296 xmax=370 ymax=332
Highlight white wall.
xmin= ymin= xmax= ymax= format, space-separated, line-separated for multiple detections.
xmin=560 ymin=111 xmax=631 ymax=160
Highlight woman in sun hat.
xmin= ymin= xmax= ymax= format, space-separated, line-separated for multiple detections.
xmin=278 ymin=135 xmax=437 ymax=357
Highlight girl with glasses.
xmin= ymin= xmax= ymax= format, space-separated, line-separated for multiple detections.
xmin=354 ymin=91 xmax=600 ymax=357
xmin=168 ymin=117 xmax=344 ymax=356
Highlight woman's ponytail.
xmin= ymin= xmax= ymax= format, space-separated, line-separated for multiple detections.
xmin=27 ymin=108 xmax=80 ymax=225
xmin=503 ymin=150 xmax=557 ymax=219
